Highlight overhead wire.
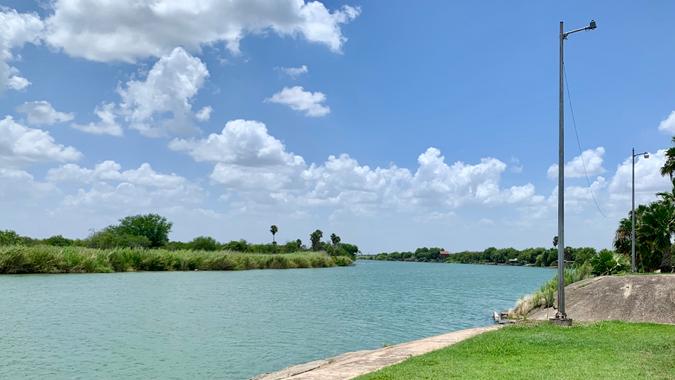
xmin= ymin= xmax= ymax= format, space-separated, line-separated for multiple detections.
xmin=563 ymin=66 xmax=608 ymax=218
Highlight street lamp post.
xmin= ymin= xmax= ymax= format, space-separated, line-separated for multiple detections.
xmin=554 ymin=20 xmax=597 ymax=326
xmin=631 ymin=148 xmax=649 ymax=272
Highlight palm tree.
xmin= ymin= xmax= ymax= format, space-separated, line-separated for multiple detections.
xmin=270 ymin=225 xmax=278 ymax=244
xmin=330 ymin=233 xmax=341 ymax=247
xmin=613 ymin=217 xmax=632 ymax=255
xmin=637 ymin=200 xmax=674 ymax=272
xmin=660 ymin=137 xmax=675 ymax=179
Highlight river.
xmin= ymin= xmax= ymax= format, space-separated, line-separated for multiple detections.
xmin=0 ymin=260 xmax=553 ymax=379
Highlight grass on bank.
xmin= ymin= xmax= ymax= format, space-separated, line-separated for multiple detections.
xmin=509 ymin=262 xmax=594 ymax=317
xmin=0 ymin=245 xmax=353 ymax=274
xmin=359 ymin=321 xmax=675 ymax=380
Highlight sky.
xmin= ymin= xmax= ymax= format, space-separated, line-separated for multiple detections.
xmin=1 ymin=1 xmax=675 ymax=253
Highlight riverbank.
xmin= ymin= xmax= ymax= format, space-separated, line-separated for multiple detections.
xmin=254 ymin=325 xmax=502 ymax=380
xmin=359 ymin=321 xmax=675 ymax=379
xmin=528 ymin=274 xmax=675 ymax=323
xmin=0 ymin=245 xmax=352 ymax=274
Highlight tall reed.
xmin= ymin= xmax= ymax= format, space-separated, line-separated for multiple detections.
xmin=0 ymin=245 xmax=352 ymax=274
xmin=508 ymin=262 xmax=593 ymax=318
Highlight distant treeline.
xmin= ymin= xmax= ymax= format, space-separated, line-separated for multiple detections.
xmin=0 ymin=214 xmax=359 ymax=259
xmin=359 ymin=247 xmax=446 ymax=263
xmin=360 ymin=246 xmax=612 ymax=267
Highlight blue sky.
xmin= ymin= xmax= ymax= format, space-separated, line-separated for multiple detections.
xmin=1 ymin=1 xmax=674 ymax=253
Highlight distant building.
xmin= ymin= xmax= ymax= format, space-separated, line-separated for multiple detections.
xmin=439 ymin=249 xmax=451 ymax=257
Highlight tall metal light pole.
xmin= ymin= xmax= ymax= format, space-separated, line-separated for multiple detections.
xmin=555 ymin=20 xmax=597 ymax=325
xmin=631 ymin=149 xmax=649 ymax=272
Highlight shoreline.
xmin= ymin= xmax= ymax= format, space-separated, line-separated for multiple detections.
xmin=357 ymin=258 xmax=556 ymax=269
xmin=253 ymin=325 xmax=501 ymax=380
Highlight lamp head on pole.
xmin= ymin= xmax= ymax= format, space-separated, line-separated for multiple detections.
xmin=644 ymin=153 xmax=650 ymax=159
xmin=588 ymin=20 xmax=597 ymax=30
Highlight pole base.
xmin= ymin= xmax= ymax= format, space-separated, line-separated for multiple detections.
xmin=549 ymin=317 xmax=573 ymax=326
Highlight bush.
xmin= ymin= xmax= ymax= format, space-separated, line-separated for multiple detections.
xmin=43 ymin=235 xmax=74 ymax=247
xmin=86 ymin=228 xmax=152 ymax=249
xmin=591 ymin=249 xmax=630 ymax=276
xmin=0 ymin=230 xmax=22 ymax=246
xmin=189 ymin=236 xmax=219 ymax=251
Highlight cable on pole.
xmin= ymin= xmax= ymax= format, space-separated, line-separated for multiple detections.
xmin=563 ymin=67 xmax=607 ymax=218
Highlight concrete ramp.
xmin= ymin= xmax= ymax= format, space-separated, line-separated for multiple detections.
xmin=253 ymin=325 xmax=501 ymax=380
xmin=530 ymin=274 xmax=675 ymax=324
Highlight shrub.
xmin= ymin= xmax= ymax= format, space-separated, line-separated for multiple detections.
xmin=591 ymin=249 xmax=630 ymax=276
xmin=0 ymin=230 xmax=22 ymax=246
xmin=87 ymin=228 xmax=152 ymax=249
xmin=189 ymin=236 xmax=219 ymax=251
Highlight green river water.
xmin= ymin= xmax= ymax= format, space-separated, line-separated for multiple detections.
xmin=0 ymin=260 xmax=553 ymax=379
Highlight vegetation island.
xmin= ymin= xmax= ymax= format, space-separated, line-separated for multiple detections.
xmin=0 ymin=216 xmax=357 ymax=274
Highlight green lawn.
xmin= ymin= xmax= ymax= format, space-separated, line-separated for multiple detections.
xmin=358 ymin=321 xmax=675 ymax=380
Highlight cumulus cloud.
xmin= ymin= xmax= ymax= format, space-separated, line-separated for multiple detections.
xmin=71 ymin=103 xmax=123 ymax=136
xmin=547 ymin=147 xmax=605 ymax=179
xmin=657 ymin=111 xmax=675 ymax=134
xmin=195 ymin=106 xmax=212 ymax=122
xmin=0 ymin=116 xmax=81 ymax=167
xmin=171 ymin=119 xmax=541 ymax=214
xmin=44 ymin=0 xmax=359 ymax=62
xmin=0 ymin=9 xmax=44 ymax=91
xmin=118 ymin=47 xmax=209 ymax=137
xmin=278 ymin=65 xmax=308 ymax=78
xmin=267 ymin=86 xmax=330 ymax=117
xmin=47 ymin=161 xmax=187 ymax=189
xmin=170 ymin=119 xmax=306 ymax=190
xmin=46 ymin=160 xmax=203 ymax=214
xmin=608 ymin=149 xmax=671 ymax=203
xmin=0 ymin=168 xmax=54 ymax=202
xmin=169 ymin=119 xmax=303 ymax=166
xmin=16 ymin=101 xmax=74 ymax=126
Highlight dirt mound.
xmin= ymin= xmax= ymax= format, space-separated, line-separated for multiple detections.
xmin=530 ymin=274 xmax=675 ymax=324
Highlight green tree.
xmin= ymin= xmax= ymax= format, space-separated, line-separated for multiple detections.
xmin=637 ymin=200 xmax=674 ymax=272
xmin=310 ymin=229 xmax=323 ymax=251
xmin=44 ymin=235 xmax=73 ymax=247
xmin=87 ymin=227 xmax=151 ymax=249
xmin=270 ymin=225 xmax=278 ymax=244
xmin=189 ymin=236 xmax=219 ymax=251
xmin=116 ymin=214 xmax=172 ymax=248
xmin=0 ymin=230 xmax=21 ymax=245
xmin=330 ymin=233 xmax=341 ymax=247
xmin=660 ymin=136 xmax=675 ymax=179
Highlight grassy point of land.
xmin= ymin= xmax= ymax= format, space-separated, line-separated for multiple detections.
xmin=358 ymin=321 xmax=675 ymax=380
xmin=0 ymin=245 xmax=352 ymax=274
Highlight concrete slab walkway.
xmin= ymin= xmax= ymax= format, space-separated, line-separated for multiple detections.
xmin=253 ymin=325 xmax=502 ymax=380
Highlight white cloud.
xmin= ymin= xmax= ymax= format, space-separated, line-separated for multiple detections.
xmin=118 ymin=47 xmax=209 ymax=137
xmin=267 ymin=86 xmax=330 ymax=117
xmin=608 ymin=149 xmax=672 ymax=204
xmin=169 ymin=119 xmax=304 ymax=167
xmin=278 ymin=65 xmax=308 ymax=78
xmin=547 ymin=147 xmax=605 ymax=179
xmin=44 ymin=0 xmax=360 ymax=62
xmin=0 ymin=116 xmax=81 ymax=167
xmin=71 ymin=103 xmax=123 ymax=136
xmin=195 ymin=106 xmax=212 ymax=122
xmin=0 ymin=168 xmax=54 ymax=202
xmin=658 ymin=111 xmax=675 ymax=134
xmin=171 ymin=120 xmax=541 ymax=215
xmin=45 ymin=160 xmax=204 ymax=216
xmin=0 ymin=9 xmax=44 ymax=91
xmin=48 ymin=160 xmax=187 ymax=189
xmin=17 ymin=101 xmax=74 ymax=126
